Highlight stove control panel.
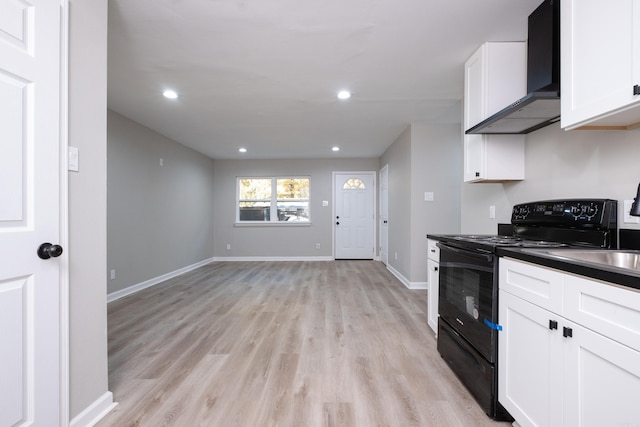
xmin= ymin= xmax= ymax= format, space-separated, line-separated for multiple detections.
xmin=512 ymin=199 xmax=617 ymax=228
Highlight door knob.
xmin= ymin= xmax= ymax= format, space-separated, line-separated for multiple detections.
xmin=336 ymin=221 xmax=340 ymax=225
xmin=37 ymin=243 xmax=63 ymax=259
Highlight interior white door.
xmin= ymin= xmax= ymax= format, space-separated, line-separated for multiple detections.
xmin=0 ymin=1 xmax=63 ymax=425
xmin=379 ymin=165 xmax=388 ymax=265
xmin=334 ymin=172 xmax=375 ymax=259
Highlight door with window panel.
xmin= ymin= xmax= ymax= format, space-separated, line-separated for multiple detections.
xmin=334 ymin=172 xmax=375 ymax=259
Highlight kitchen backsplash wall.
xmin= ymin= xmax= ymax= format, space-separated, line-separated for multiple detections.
xmin=462 ymin=123 xmax=640 ymax=234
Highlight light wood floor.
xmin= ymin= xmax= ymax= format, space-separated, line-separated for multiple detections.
xmin=97 ymin=261 xmax=511 ymax=427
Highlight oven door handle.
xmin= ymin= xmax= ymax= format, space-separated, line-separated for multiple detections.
xmin=436 ymin=242 xmax=495 ymax=263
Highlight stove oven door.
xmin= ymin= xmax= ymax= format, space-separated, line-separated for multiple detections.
xmin=437 ymin=242 xmax=498 ymax=362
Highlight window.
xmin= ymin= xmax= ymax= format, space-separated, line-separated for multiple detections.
xmin=238 ymin=177 xmax=310 ymax=223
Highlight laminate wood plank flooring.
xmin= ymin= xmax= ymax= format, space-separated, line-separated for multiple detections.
xmin=97 ymin=261 xmax=511 ymax=427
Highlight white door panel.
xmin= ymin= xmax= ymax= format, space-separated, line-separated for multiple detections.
xmin=334 ymin=173 xmax=375 ymax=259
xmin=0 ymin=0 xmax=63 ymax=425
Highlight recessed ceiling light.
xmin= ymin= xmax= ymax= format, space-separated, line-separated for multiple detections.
xmin=337 ymin=90 xmax=351 ymax=100
xmin=163 ymin=89 xmax=178 ymax=99
xmin=238 ymin=147 xmax=247 ymax=153
xmin=332 ymin=146 xmax=340 ymax=152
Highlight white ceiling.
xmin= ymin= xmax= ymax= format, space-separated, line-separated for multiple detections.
xmin=107 ymin=0 xmax=541 ymax=159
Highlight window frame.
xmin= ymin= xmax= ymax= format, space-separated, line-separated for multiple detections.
xmin=235 ymin=176 xmax=311 ymax=226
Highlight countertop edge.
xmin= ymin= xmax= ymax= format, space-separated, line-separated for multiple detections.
xmin=496 ymin=247 xmax=640 ymax=291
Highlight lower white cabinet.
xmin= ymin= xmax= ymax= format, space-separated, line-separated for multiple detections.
xmin=498 ymin=258 xmax=640 ymax=427
xmin=427 ymin=239 xmax=439 ymax=335
xmin=427 ymin=258 xmax=439 ymax=335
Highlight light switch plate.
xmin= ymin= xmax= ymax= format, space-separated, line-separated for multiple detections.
xmin=68 ymin=146 xmax=79 ymax=172
xmin=424 ymin=192 xmax=434 ymax=201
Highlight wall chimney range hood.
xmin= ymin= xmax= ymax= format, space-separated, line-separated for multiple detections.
xmin=466 ymin=0 xmax=560 ymax=135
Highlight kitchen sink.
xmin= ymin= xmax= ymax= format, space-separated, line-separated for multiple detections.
xmin=541 ymin=249 xmax=640 ymax=272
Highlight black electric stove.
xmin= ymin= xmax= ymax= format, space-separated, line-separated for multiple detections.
xmin=427 ymin=199 xmax=617 ymax=421
xmin=434 ymin=198 xmax=618 ymax=252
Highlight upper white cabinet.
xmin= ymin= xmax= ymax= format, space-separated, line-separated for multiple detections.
xmin=464 ymin=42 xmax=527 ymax=182
xmin=561 ymin=0 xmax=640 ymax=129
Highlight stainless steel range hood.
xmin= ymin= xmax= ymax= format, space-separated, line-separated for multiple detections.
xmin=466 ymin=0 xmax=560 ymax=135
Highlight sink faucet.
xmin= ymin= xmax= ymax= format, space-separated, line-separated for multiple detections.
xmin=631 ymin=183 xmax=640 ymax=216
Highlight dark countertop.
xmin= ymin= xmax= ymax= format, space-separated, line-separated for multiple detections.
xmin=496 ymin=247 xmax=640 ymax=291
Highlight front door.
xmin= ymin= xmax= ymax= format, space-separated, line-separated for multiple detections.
xmin=0 ymin=1 xmax=64 ymax=425
xmin=334 ymin=172 xmax=375 ymax=259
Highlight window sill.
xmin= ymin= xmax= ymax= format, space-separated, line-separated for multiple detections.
xmin=234 ymin=221 xmax=312 ymax=227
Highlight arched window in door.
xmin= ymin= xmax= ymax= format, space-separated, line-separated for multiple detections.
xmin=342 ymin=178 xmax=366 ymax=190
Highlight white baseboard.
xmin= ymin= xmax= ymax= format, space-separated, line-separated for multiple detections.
xmin=212 ymin=256 xmax=334 ymax=262
xmin=386 ymin=264 xmax=428 ymax=290
xmin=70 ymin=391 xmax=117 ymax=427
xmin=107 ymin=257 xmax=214 ymax=303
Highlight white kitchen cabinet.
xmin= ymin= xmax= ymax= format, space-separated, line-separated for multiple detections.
xmin=498 ymin=258 xmax=640 ymax=427
xmin=463 ymin=42 xmax=526 ymax=182
xmin=426 ymin=239 xmax=439 ymax=335
xmin=561 ymin=0 xmax=640 ymax=130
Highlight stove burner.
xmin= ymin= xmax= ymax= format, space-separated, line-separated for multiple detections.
xmin=447 ymin=235 xmax=571 ymax=248
xmin=519 ymin=240 xmax=568 ymax=248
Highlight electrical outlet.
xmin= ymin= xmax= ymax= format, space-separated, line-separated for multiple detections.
xmin=489 ymin=205 xmax=496 ymax=219
xmin=226 ymin=243 xmax=231 ymax=250
xmin=316 ymin=243 xmax=321 ymax=249
xmin=394 ymin=252 xmax=398 ymax=260
xmin=624 ymin=200 xmax=640 ymax=224
xmin=110 ymin=269 xmax=116 ymax=280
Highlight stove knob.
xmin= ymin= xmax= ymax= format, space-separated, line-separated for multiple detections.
xmin=585 ymin=204 xmax=598 ymax=218
xmin=570 ymin=205 xmax=583 ymax=217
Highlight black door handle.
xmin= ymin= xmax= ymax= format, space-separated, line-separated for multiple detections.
xmin=37 ymin=243 xmax=63 ymax=259
xmin=563 ymin=326 xmax=573 ymax=338
xmin=549 ymin=320 xmax=558 ymax=330
xmin=336 ymin=222 xmax=339 ymax=225
xmin=634 ymin=84 xmax=640 ymax=95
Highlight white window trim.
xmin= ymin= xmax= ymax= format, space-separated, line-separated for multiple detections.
xmin=236 ymin=176 xmax=311 ymax=225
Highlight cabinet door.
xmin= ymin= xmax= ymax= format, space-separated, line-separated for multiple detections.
xmin=463 ymin=134 xmax=485 ymax=181
xmin=427 ymin=258 xmax=439 ymax=335
xmin=499 ymin=258 xmax=564 ymax=314
xmin=563 ymin=275 xmax=640 ymax=352
xmin=463 ymin=43 xmax=526 ymax=183
xmin=498 ymin=291 xmax=563 ymax=427
xmin=561 ymin=0 xmax=640 ymax=129
xmin=563 ymin=320 xmax=640 ymax=427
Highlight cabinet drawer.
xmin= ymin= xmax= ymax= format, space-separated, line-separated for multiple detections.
xmin=564 ymin=275 xmax=640 ymax=353
xmin=427 ymin=239 xmax=440 ymax=261
xmin=499 ymin=258 xmax=564 ymax=314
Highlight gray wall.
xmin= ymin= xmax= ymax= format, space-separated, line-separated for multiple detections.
xmin=107 ymin=111 xmax=215 ymax=294
xmin=381 ymin=127 xmax=412 ymax=278
xmin=381 ymin=123 xmax=462 ymax=283
xmin=68 ymin=0 xmax=109 ymax=417
xmin=212 ymin=158 xmax=379 ymax=258
xmin=410 ymin=123 xmax=462 ymax=280
xmin=462 ymin=123 xmax=640 ymax=234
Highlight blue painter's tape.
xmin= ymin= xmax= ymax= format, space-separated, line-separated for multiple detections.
xmin=484 ymin=318 xmax=503 ymax=331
